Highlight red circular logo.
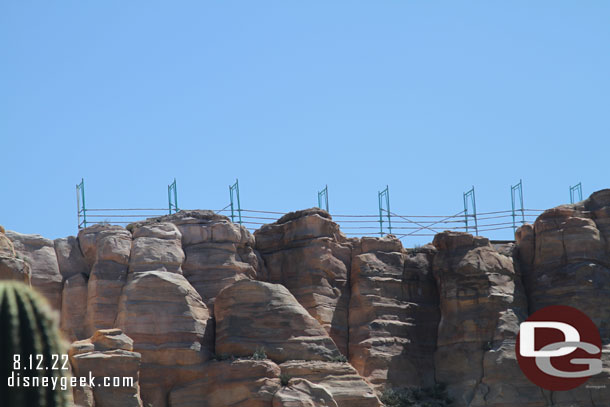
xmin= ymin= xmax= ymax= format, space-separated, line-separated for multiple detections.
xmin=516 ymin=305 xmax=602 ymax=391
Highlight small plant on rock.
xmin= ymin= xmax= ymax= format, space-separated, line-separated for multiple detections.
xmin=252 ymin=346 xmax=267 ymax=360
xmin=279 ymin=373 xmax=291 ymax=387
xmin=330 ymin=354 xmax=348 ymax=363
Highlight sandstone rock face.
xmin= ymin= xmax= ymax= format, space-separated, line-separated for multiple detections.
xmin=273 ymin=378 xmax=338 ymax=407
xmin=116 ymin=270 xmax=211 ymax=407
xmin=279 ymin=361 xmax=381 ymax=407
xmin=69 ymin=329 xmax=142 ymax=407
xmin=518 ymin=190 xmax=610 ymax=340
xmin=514 ymin=189 xmax=610 ymax=406
xmin=0 ymin=229 xmax=16 ymax=257
xmin=215 ymin=279 xmax=342 ymax=363
xmin=61 ymin=272 xmax=89 ymax=341
xmin=0 ymin=255 xmax=31 ymax=283
xmin=6 ymin=192 xmax=610 ymax=407
xmin=54 ymin=236 xmax=88 ymax=280
xmin=129 ymin=222 xmax=184 ymax=273
xmin=78 ymin=225 xmax=132 ymax=335
xmin=169 ymin=359 xmax=281 ymax=407
xmin=0 ymin=230 xmax=31 ymax=284
xmin=432 ymin=232 xmax=542 ymax=407
xmin=255 ymin=209 xmax=351 ymax=355
xmin=6 ymin=230 xmax=62 ymax=310
xmin=130 ymin=211 xmax=260 ymax=312
xmin=349 ymin=236 xmax=439 ymax=389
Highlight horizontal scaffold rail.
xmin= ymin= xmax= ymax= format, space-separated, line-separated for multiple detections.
xmin=79 ymin=207 xmax=544 ymax=240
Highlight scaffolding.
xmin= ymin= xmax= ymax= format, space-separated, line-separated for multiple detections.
xmin=317 ymin=185 xmax=329 ymax=212
xmin=463 ymin=186 xmax=478 ymax=236
xmin=72 ymin=178 xmax=565 ymax=241
xmin=511 ymin=179 xmax=525 ymax=233
xmin=569 ymin=182 xmax=582 ymax=204
xmin=76 ymin=178 xmax=87 ymax=229
xmin=168 ymin=178 xmax=179 ymax=214
xmin=229 ymin=179 xmax=242 ymax=224
xmin=378 ymin=186 xmax=392 ymax=236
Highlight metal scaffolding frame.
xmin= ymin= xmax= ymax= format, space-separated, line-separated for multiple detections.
xmin=463 ymin=186 xmax=478 ymax=236
xmin=229 ymin=179 xmax=242 ymax=224
xmin=511 ymin=179 xmax=525 ymax=232
xmin=317 ymin=185 xmax=329 ymax=212
xmin=76 ymin=178 xmax=87 ymax=229
xmin=569 ymin=182 xmax=582 ymax=204
xmin=168 ymin=178 xmax=179 ymax=214
xmin=378 ymin=185 xmax=392 ymax=236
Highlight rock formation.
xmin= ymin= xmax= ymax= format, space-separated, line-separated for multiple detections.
xmin=78 ymin=225 xmax=132 ymax=335
xmin=0 ymin=226 xmax=31 ymax=283
xmin=116 ymin=270 xmax=212 ymax=406
xmin=515 ymin=189 xmax=610 ymax=406
xmin=130 ymin=211 xmax=262 ymax=312
xmin=255 ymin=209 xmax=351 ymax=355
xmin=279 ymin=361 xmax=382 ymax=407
xmin=6 ymin=230 xmax=62 ymax=310
xmin=214 ymin=279 xmax=342 ymax=363
xmin=272 ymin=378 xmax=338 ymax=407
xmin=349 ymin=236 xmax=439 ymax=389
xmin=1 ymin=190 xmax=610 ymax=406
xmin=170 ymin=359 xmax=282 ymax=407
xmin=432 ymin=232 xmax=543 ymax=406
xmin=69 ymin=329 xmax=142 ymax=407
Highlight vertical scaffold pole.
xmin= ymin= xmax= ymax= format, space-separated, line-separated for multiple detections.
xmin=463 ymin=186 xmax=478 ymax=236
xmin=168 ymin=178 xmax=179 ymax=214
xmin=229 ymin=179 xmax=242 ymax=224
xmin=378 ymin=186 xmax=392 ymax=236
xmin=569 ymin=182 xmax=582 ymax=204
xmin=511 ymin=179 xmax=525 ymax=233
xmin=317 ymin=185 xmax=329 ymax=212
xmin=76 ymin=178 xmax=87 ymax=229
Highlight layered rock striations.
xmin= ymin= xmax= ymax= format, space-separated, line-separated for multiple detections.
xmin=6 ymin=230 xmax=62 ymax=310
xmin=1 ymin=191 xmax=610 ymax=406
xmin=254 ymin=209 xmax=351 ymax=355
xmin=432 ymin=232 xmax=543 ymax=406
xmin=516 ymin=190 xmax=610 ymax=406
xmin=349 ymin=236 xmax=439 ymax=389
xmin=214 ymin=279 xmax=342 ymax=363
xmin=0 ymin=226 xmax=31 ymax=283
xmin=69 ymin=329 xmax=143 ymax=407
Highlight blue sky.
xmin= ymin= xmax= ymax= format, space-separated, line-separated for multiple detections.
xmin=1 ymin=2 xmax=609 ymax=245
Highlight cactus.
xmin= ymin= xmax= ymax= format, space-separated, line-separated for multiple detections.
xmin=0 ymin=281 xmax=70 ymax=407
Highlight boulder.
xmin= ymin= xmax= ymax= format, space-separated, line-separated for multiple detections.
xmin=54 ymin=236 xmax=88 ymax=280
xmin=116 ymin=270 xmax=211 ymax=407
xmin=279 ymin=361 xmax=381 ymax=407
xmin=129 ymin=222 xmax=184 ymax=273
xmin=272 ymin=378 xmax=338 ymax=407
xmin=0 ymin=230 xmax=16 ymax=257
xmin=69 ymin=329 xmax=142 ymax=407
xmin=78 ymin=225 xmax=132 ymax=335
xmin=6 ymin=230 xmax=62 ymax=310
xmin=129 ymin=211 xmax=260 ymax=312
xmin=255 ymin=208 xmax=351 ymax=354
xmin=0 ymin=256 xmax=31 ymax=284
xmin=169 ymin=359 xmax=281 ymax=407
xmin=215 ymin=279 xmax=342 ymax=363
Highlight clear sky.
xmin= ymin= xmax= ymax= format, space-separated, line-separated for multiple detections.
xmin=2 ymin=2 xmax=609 ymax=246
